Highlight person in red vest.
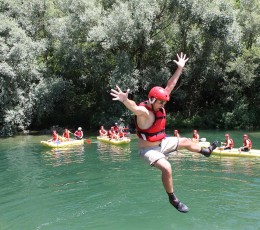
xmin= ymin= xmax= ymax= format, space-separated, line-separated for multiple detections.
xmin=239 ymin=134 xmax=252 ymax=152
xmin=224 ymin=134 xmax=234 ymax=150
xmin=113 ymin=123 xmax=120 ymax=134
xmin=48 ymin=130 xmax=61 ymax=142
xmin=173 ymin=129 xmax=180 ymax=137
xmin=192 ymin=130 xmax=200 ymax=142
xmin=62 ymin=129 xmax=71 ymax=141
xmin=74 ymin=127 xmax=83 ymax=140
xmin=99 ymin=126 xmax=108 ymax=137
xmin=108 ymin=127 xmax=118 ymax=139
xmin=111 ymin=52 xmax=218 ymax=213
xmin=118 ymin=128 xmax=126 ymax=138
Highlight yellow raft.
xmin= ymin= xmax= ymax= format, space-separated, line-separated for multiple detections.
xmin=40 ymin=139 xmax=84 ymax=148
xmin=212 ymin=148 xmax=260 ymax=158
xmin=97 ymin=136 xmax=131 ymax=145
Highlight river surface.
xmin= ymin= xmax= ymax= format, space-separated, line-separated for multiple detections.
xmin=0 ymin=130 xmax=260 ymax=230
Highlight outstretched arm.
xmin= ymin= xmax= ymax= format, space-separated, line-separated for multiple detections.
xmin=165 ymin=52 xmax=189 ymax=94
xmin=110 ymin=85 xmax=149 ymax=117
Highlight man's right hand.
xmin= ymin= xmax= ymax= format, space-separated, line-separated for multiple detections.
xmin=110 ymin=85 xmax=130 ymax=103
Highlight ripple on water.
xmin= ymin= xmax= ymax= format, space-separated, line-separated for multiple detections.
xmin=96 ymin=142 xmax=132 ymax=162
xmin=1 ymin=135 xmax=260 ymax=230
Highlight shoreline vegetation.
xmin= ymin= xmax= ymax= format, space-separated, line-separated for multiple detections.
xmin=1 ymin=0 xmax=259 ymax=137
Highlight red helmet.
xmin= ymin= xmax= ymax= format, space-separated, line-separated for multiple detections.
xmin=148 ymin=86 xmax=170 ymax=101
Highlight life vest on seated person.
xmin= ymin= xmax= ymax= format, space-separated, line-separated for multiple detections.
xmin=244 ymin=139 xmax=252 ymax=149
xmin=226 ymin=138 xmax=234 ymax=148
xmin=63 ymin=132 xmax=70 ymax=139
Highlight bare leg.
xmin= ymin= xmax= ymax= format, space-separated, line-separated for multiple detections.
xmin=178 ymin=137 xmax=218 ymax=157
xmin=153 ymin=158 xmax=189 ymax=213
xmin=178 ymin=137 xmax=201 ymax=152
xmin=153 ymin=158 xmax=173 ymax=193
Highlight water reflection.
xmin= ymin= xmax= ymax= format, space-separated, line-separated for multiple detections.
xmin=167 ymin=149 xmax=260 ymax=181
xmin=96 ymin=142 xmax=131 ymax=162
xmin=42 ymin=146 xmax=85 ymax=167
xmin=216 ymin=157 xmax=260 ymax=175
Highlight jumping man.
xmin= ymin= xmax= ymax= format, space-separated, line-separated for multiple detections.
xmin=110 ymin=52 xmax=218 ymax=213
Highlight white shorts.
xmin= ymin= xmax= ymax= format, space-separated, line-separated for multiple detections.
xmin=139 ymin=137 xmax=179 ymax=166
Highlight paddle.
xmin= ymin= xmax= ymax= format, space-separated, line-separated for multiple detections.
xmin=85 ymin=139 xmax=99 ymax=144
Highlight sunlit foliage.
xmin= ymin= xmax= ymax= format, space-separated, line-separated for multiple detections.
xmin=0 ymin=0 xmax=259 ymax=136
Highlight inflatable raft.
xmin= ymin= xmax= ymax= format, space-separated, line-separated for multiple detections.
xmin=212 ymin=148 xmax=260 ymax=158
xmin=41 ymin=139 xmax=84 ymax=148
xmin=97 ymin=136 xmax=131 ymax=145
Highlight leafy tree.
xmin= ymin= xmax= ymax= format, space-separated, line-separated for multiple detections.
xmin=1 ymin=0 xmax=259 ymax=136
xmin=221 ymin=47 xmax=260 ymax=129
xmin=0 ymin=14 xmax=41 ymax=135
xmin=0 ymin=1 xmax=65 ymax=136
xmin=237 ymin=0 xmax=260 ymax=49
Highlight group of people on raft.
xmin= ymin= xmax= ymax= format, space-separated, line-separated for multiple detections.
xmin=173 ymin=129 xmax=201 ymax=142
xmin=173 ymin=129 xmax=253 ymax=152
xmin=223 ymin=133 xmax=253 ymax=152
xmin=99 ymin=123 xmax=128 ymax=140
xmin=48 ymin=127 xmax=83 ymax=142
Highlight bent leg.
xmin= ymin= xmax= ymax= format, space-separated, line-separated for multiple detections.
xmin=178 ymin=137 xmax=201 ymax=152
xmin=178 ymin=137 xmax=218 ymax=157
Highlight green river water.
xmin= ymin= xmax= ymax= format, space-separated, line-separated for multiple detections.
xmin=0 ymin=130 xmax=260 ymax=230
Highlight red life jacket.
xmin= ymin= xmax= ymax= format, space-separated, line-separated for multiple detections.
xmin=75 ymin=130 xmax=83 ymax=138
xmin=226 ymin=138 xmax=234 ymax=148
xmin=100 ymin=129 xmax=106 ymax=135
xmin=108 ymin=130 xmax=116 ymax=138
xmin=119 ymin=131 xmax=125 ymax=138
xmin=244 ymin=139 xmax=252 ymax=149
xmin=135 ymin=101 xmax=166 ymax=142
xmin=113 ymin=126 xmax=119 ymax=133
xmin=63 ymin=132 xmax=69 ymax=138
xmin=193 ymin=134 xmax=199 ymax=139
xmin=230 ymin=138 xmax=234 ymax=148
xmin=52 ymin=133 xmax=59 ymax=141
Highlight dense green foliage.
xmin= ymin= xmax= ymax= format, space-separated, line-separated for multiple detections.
xmin=0 ymin=0 xmax=259 ymax=136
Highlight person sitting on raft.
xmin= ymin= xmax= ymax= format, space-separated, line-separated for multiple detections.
xmin=113 ymin=123 xmax=120 ymax=134
xmin=239 ymin=134 xmax=252 ymax=152
xmin=48 ymin=130 xmax=62 ymax=142
xmin=62 ymin=129 xmax=71 ymax=141
xmin=108 ymin=127 xmax=119 ymax=139
xmin=99 ymin=126 xmax=108 ymax=137
xmin=118 ymin=128 xmax=127 ymax=139
xmin=223 ymin=134 xmax=234 ymax=150
xmin=192 ymin=129 xmax=200 ymax=142
xmin=74 ymin=127 xmax=83 ymax=140
xmin=173 ymin=129 xmax=180 ymax=137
